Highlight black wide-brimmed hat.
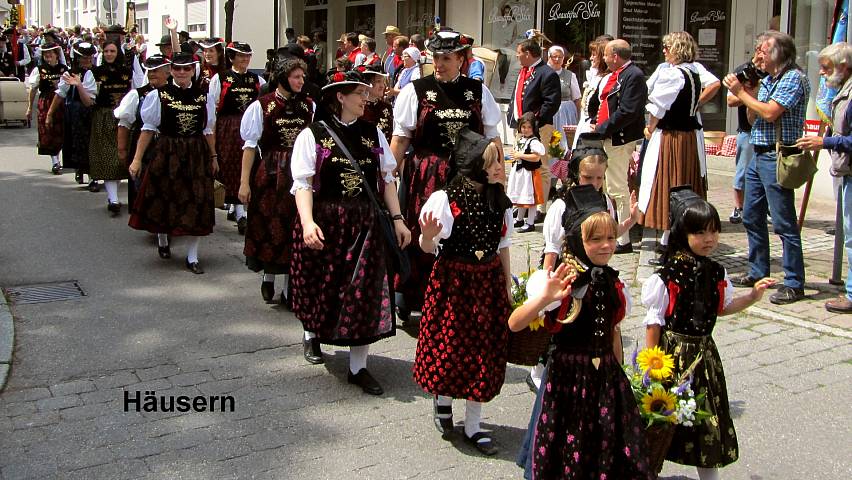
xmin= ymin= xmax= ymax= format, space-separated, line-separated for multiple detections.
xmin=39 ymin=42 xmax=62 ymax=52
xmin=156 ymin=34 xmax=172 ymax=46
xmin=170 ymin=52 xmax=197 ymax=66
xmin=322 ymin=70 xmax=370 ymax=91
xmin=198 ymin=37 xmax=223 ymax=49
xmin=142 ymin=54 xmax=171 ymax=70
xmin=226 ymin=42 xmax=253 ymax=55
xmin=72 ymin=41 xmax=97 ymax=57
xmin=356 ymin=64 xmax=388 ymax=77
xmin=104 ymin=24 xmax=126 ymax=35
xmin=427 ymin=28 xmax=469 ymax=55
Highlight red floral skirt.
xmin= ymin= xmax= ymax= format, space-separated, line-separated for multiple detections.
xmin=244 ymin=150 xmax=297 ymax=274
xmin=215 ymin=113 xmax=246 ymax=204
xmin=413 ymin=255 xmax=511 ymax=402
xmin=37 ymin=94 xmax=63 ymax=156
xmin=290 ymin=198 xmax=395 ymax=346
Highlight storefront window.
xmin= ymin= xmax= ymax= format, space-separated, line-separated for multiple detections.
xmin=791 ymin=0 xmax=834 ymax=118
xmin=347 ymin=1 xmax=376 ymax=38
xmin=684 ymin=0 xmax=731 ymax=131
xmin=304 ymin=0 xmax=328 ymax=40
xmin=618 ymin=0 xmax=669 ymax=76
xmin=542 ymin=0 xmax=606 ymax=81
xmin=481 ymin=0 xmax=537 ymax=101
xmin=398 ymin=0 xmax=446 ymax=37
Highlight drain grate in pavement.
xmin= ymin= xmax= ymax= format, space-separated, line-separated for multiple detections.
xmin=3 ymin=281 xmax=86 ymax=305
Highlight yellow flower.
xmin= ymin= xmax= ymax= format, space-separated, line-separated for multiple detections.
xmin=528 ymin=316 xmax=545 ymax=331
xmin=637 ymin=346 xmax=675 ymax=381
xmin=549 ymin=130 xmax=562 ymax=146
xmin=641 ymin=386 xmax=677 ymax=422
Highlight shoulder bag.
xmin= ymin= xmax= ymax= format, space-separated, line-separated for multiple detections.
xmin=775 ymin=120 xmax=817 ymax=189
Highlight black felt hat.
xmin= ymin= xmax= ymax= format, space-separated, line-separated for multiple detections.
xmin=170 ymin=52 xmax=197 ymax=66
xmin=104 ymin=24 xmax=126 ymax=35
xmin=72 ymin=41 xmax=97 ymax=57
xmin=198 ymin=37 xmax=223 ymax=49
xmin=226 ymin=41 xmax=253 ymax=55
xmin=669 ymin=185 xmax=703 ymax=228
xmin=568 ymin=132 xmax=608 ymax=182
xmin=142 ymin=54 xmax=171 ymax=70
xmin=39 ymin=42 xmax=62 ymax=52
xmin=453 ymin=127 xmax=492 ymax=182
xmin=322 ymin=70 xmax=370 ymax=91
xmin=561 ymin=184 xmax=608 ymax=267
xmin=356 ymin=63 xmax=388 ymax=77
xmin=426 ymin=28 xmax=467 ymax=55
xmin=156 ymin=34 xmax=172 ymax=46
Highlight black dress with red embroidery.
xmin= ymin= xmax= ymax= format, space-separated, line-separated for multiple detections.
xmin=289 ymin=118 xmax=395 ymax=346
xmin=243 ymin=91 xmax=314 ymax=274
xmin=35 ymin=63 xmax=68 ymax=155
xmin=398 ymin=74 xmax=486 ymax=314
xmin=412 ymin=179 xmax=512 ymax=402
xmin=531 ymin=267 xmax=654 ymax=479
xmin=361 ymin=98 xmax=393 ymax=142
xmin=215 ymin=70 xmax=262 ymax=203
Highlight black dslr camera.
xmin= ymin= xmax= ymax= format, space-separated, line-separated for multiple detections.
xmin=735 ymin=61 xmax=767 ymax=86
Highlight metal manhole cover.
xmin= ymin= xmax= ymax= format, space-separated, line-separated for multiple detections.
xmin=3 ymin=281 xmax=86 ymax=305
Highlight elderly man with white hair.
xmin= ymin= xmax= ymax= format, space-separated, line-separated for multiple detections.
xmin=796 ymin=42 xmax=852 ymax=313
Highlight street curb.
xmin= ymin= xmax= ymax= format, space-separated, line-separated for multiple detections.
xmin=0 ymin=292 xmax=14 ymax=392
xmin=748 ymin=306 xmax=852 ymax=339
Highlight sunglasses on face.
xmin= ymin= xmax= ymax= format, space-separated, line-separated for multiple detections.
xmin=172 ymin=65 xmax=193 ymax=72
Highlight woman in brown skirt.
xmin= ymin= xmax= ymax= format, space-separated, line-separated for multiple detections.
xmin=129 ymin=53 xmax=218 ymax=274
xmin=638 ymin=31 xmax=707 ymax=265
xmin=239 ymin=58 xmax=313 ymax=303
xmin=26 ymin=42 xmax=67 ymax=174
xmin=208 ymin=42 xmax=265 ymax=234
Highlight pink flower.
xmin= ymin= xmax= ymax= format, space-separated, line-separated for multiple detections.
xmin=539 ymin=446 xmax=546 ymax=456
xmin=566 ymin=434 xmax=574 ymax=443
xmin=624 ymin=447 xmax=631 ymax=457
xmin=600 ymin=407 xmax=608 ymax=416
xmin=573 ymin=452 xmax=579 ymax=462
xmin=600 ymin=474 xmax=607 ymax=480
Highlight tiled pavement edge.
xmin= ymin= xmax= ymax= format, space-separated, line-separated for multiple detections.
xmin=0 ymin=292 xmax=13 ymax=391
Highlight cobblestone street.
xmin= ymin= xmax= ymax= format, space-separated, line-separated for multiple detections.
xmin=1 ymin=127 xmax=850 ymax=479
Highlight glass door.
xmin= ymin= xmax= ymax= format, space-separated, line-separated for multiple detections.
xmin=684 ymin=0 xmax=732 ymax=131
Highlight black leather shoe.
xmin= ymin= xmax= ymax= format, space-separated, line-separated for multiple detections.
xmin=226 ymin=210 xmax=236 ymax=221
xmin=75 ymin=172 xmax=84 ymax=184
xmin=769 ymin=286 xmax=805 ymax=305
xmin=347 ymin=368 xmax=383 ymax=395
xmin=51 ymin=164 xmax=61 ymax=175
xmin=614 ymin=243 xmax=633 ymax=254
xmin=303 ymin=337 xmax=324 ymax=364
xmin=158 ymin=245 xmax=171 ymax=259
xmin=534 ymin=211 xmax=545 ymax=224
xmin=88 ymin=180 xmax=100 ymax=192
xmin=464 ymin=431 xmax=499 ymax=456
xmin=432 ymin=397 xmax=454 ymax=438
xmin=730 ymin=274 xmax=758 ymax=288
xmin=107 ymin=202 xmax=121 ymax=216
xmin=261 ymin=281 xmax=274 ymax=303
xmin=237 ymin=217 xmax=247 ymax=235
xmin=513 ymin=219 xmax=525 ymax=228
xmin=185 ymin=259 xmax=204 ymax=274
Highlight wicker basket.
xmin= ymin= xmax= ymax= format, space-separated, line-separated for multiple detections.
xmin=644 ymin=423 xmax=676 ymax=474
xmin=506 ymin=326 xmax=550 ymax=366
xmin=213 ymin=180 xmax=226 ymax=209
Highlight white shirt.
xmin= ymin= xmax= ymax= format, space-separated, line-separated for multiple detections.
xmin=94 ymin=46 xmax=146 ymax=88
xmin=646 ymin=61 xmax=718 ymax=92
xmin=524 ymin=268 xmax=632 ymax=317
xmin=289 ymin=118 xmax=396 ymax=194
xmin=207 ymin=69 xmax=267 ymax=122
xmin=240 ymin=93 xmax=316 ymax=150
xmin=54 ymin=69 xmax=96 ymax=99
xmin=641 ymin=271 xmax=734 ymax=326
xmin=646 ymin=62 xmax=707 ymax=119
xmin=417 ymin=190 xmax=513 ymax=255
xmin=113 ymin=88 xmax=141 ymax=129
xmin=392 ymin=81 xmax=502 ymax=140
xmin=140 ymin=81 xmax=215 ymax=135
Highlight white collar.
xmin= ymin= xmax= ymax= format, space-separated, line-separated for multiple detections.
xmin=334 ymin=114 xmax=358 ymax=126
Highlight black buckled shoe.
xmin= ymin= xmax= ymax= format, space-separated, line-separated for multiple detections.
xmin=226 ymin=209 xmax=236 ymax=221
xmin=347 ymin=368 xmax=383 ymax=395
xmin=303 ymin=337 xmax=324 ymax=364
xmin=107 ymin=202 xmax=121 ymax=217
xmin=75 ymin=172 xmax=84 ymax=184
xmin=157 ymin=245 xmax=171 ymax=259
xmin=769 ymin=286 xmax=805 ymax=305
xmin=88 ymin=180 xmax=100 ymax=192
xmin=237 ymin=217 xmax=247 ymax=235
xmin=730 ymin=274 xmax=758 ymax=288
xmin=432 ymin=397 xmax=454 ymax=438
xmin=261 ymin=281 xmax=275 ymax=303
xmin=464 ymin=431 xmax=499 ymax=456
xmin=51 ymin=164 xmax=61 ymax=175
xmin=185 ymin=259 xmax=204 ymax=274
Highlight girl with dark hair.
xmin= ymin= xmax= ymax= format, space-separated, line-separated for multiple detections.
xmin=239 ymin=58 xmax=314 ymax=304
xmin=198 ymin=38 xmax=225 ymax=92
xmin=642 ymin=187 xmax=774 ymax=480
xmin=510 ymin=184 xmax=654 ymax=479
xmin=26 ymin=42 xmax=67 ymax=174
xmin=507 ymin=112 xmax=546 ymax=233
xmin=359 ymin=65 xmax=393 ymax=142
xmin=208 ymin=42 xmax=266 ymax=234
xmin=414 ymin=129 xmax=513 ymax=456
xmin=289 ymin=70 xmax=410 ymax=394
xmin=88 ymin=40 xmax=132 ymax=214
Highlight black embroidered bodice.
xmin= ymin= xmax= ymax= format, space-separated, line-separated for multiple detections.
xmin=158 ymin=83 xmax=208 ymax=137
xmin=412 ymin=75 xmax=484 ymax=157
xmin=258 ymin=92 xmax=313 ymax=153
xmin=362 ymin=99 xmax=393 ymax=142
xmin=92 ymin=63 xmax=131 ymax=108
xmin=658 ymin=250 xmax=726 ymax=336
xmin=310 ymin=119 xmax=382 ymax=201
xmin=217 ymin=70 xmax=261 ymax=116
xmin=438 ymin=180 xmax=505 ymax=261
xmin=657 ymin=67 xmax=702 ymax=132
xmin=37 ymin=63 xmax=68 ymax=96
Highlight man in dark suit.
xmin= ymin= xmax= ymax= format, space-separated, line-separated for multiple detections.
xmin=509 ymin=38 xmax=561 ymax=215
xmin=588 ymin=39 xmax=648 ymax=253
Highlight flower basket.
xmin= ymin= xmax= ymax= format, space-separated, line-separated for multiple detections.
xmin=507 ymin=326 xmax=550 ymax=366
xmin=644 ymin=422 xmax=675 ymax=474
xmin=213 ymin=180 xmax=226 ymax=209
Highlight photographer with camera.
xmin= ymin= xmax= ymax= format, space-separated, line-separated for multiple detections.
xmin=723 ymin=30 xmax=810 ymax=305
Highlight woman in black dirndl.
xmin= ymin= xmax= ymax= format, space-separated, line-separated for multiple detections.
xmin=289 ymin=70 xmax=411 ymax=395
xmin=391 ymin=28 xmax=503 ymax=321
xmin=208 ymin=42 xmax=266 ymax=234
xmin=359 ymin=65 xmax=393 ymax=142
xmin=198 ymin=38 xmax=225 ymax=92
xmin=413 ymin=128 xmax=513 ymax=456
xmin=128 ymin=52 xmax=218 ymax=274
xmin=88 ymin=40 xmax=132 ymax=216
xmin=26 ymin=42 xmax=67 ymax=174
xmin=239 ymin=58 xmax=314 ymax=303
xmin=46 ymin=41 xmax=95 ymax=186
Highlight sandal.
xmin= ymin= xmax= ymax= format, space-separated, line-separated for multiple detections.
xmin=464 ymin=431 xmax=499 ymax=456
xmin=432 ymin=397 xmax=454 ymax=438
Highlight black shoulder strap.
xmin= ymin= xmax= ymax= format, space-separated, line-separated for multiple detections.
xmin=317 ymin=120 xmax=385 ymax=213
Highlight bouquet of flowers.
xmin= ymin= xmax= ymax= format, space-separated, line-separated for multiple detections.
xmin=511 ymin=270 xmax=544 ymax=331
xmin=547 ymin=130 xmax=566 ymax=159
xmin=506 ymin=247 xmax=549 ymax=366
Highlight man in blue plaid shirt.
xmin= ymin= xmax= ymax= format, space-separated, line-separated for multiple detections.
xmin=723 ymin=31 xmax=810 ymax=305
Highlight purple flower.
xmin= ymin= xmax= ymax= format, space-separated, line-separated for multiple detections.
xmin=675 ymin=378 xmax=692 ymax=395
xmin=315 ymin=144 xmax=331 ymax=161
xmin=642 ymin=369 xmax=651 ymax=387
xmin=371 ymin=146 xmax=383 ymax=157
xmin=630 ymin=346 xmax=639 ymax=370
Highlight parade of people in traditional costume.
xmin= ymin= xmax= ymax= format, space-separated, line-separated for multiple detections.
xmin=128 ymin=52 xmax=218 ymax=274
xmin=289 ymin=70 xmax=410 ymax=395
xmin=208 ymin=41 xmax=266 ymax=234
xmin=26 ymin=41 xmax=67 ymax=174
xmin=239 ymin=58 xmax=314 ymax=305
xmin=390 ymin=28 xmax=502 ymax=322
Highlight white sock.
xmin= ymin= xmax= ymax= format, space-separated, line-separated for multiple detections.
xmin=436 ymin=395 xmax=453 ymax=417
xmin=304 ymin=330 xmax=316 ymax=341
xmin=157 ymin=233 xmax=169 ymax=247
xmin=235 ymin=204 xmax=246 ymax=219
xmin=660 ymin=230 xmax=670 ymax=246
xmin=526 ymin=208 xmax=536 ymax=225
xmin=186 ymin=237 xmax=200 ymax=263
xmin=697 ymin=467 xmax=720 ymax=480
xmin=51 ymin=155 xmax=60 ymax=166
xmin=262 ymin=273 xmax=275 ymax=283
xmin=281 ymin=273 xmax=289 ymax=297
xmin=349 ymin=345 xmax=369 ymax=374
xmin=104 ymin=180 xmax=119 ymax=203
xmin=530 ymin=363 xmax=544 ymax=388
xmin=463 ymin=400 xmax=483 ymax=438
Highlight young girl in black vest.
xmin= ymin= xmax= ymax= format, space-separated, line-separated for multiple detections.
xmin=507 ymin=112 xmax=546 ymax=233
xmin=641 ymin=186 xmax=775 ymax=480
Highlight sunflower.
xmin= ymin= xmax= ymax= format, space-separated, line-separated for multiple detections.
xmin=637 ymin=346 xmax=675 ymax=381
xmin=528 ymin=316 xmax=545 ymax=331
xmin=641 ymin=386 xmax=677 ymax=422
xmin=549 ymin=130 xmax=562 ymax=146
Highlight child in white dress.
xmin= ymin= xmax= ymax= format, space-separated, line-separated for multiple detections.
xmin=507 ymin=112 xmax=546 ymax=233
